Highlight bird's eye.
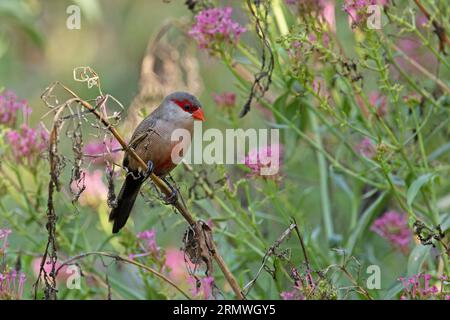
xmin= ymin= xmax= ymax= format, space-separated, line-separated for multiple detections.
xmin=184 ymin=105 xmax=190 ymax=111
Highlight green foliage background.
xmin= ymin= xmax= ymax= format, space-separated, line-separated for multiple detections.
xmin=0 ymin=0 xmax=449 ymax=300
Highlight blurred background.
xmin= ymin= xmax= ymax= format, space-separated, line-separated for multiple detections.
xmin=0 ymin=0 xmax=449 ymax=300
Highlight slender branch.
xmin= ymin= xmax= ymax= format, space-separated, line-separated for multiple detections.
xmin=291 ymin=217 xmax=311 ymax=272
xmin=56 ymin=251 xmax=191 ymax=299
xmin=339 ymin=267 xmax=373 ymax=300
xmin=242 ymin=223 xmax=296 ymax=296
xmin=413 ymin=0 xmax=450 ymax=50
xmin=389 ymin=42 xmax=450 ymax=95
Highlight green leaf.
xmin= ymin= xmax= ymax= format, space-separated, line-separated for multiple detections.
xmin=428 ymin=142 xmax=450 ymax=161
xmin=384 ymin=282 xmax=403 ymax=300
xmin=342 ymin=95 xmax=352 ymax=117
xmin=441 ymin=214 xmax=450 ymax=231
xmin=407 ymin=245 xmax=430 ymax=276
xmin=406 ymin=173 xmax=437 ymax=207
xmin=345 ymin=191 xmax=388 ymax=256
xmin=0 ymin=1 xmax=44 ymax=47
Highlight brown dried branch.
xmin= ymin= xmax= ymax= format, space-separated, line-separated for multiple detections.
xmin=33 ymin=107 xmax=65 ymax=300
xmin=242 ymin=223 xmax=296 ymax=296
xmin=291 ymin=217 xmax=311 ymax=272
xmin=325 ymin=250 xmax=373 ymax=300
xmin=240 ymin=0 xmax=274 ymax=117
xmin=106 ymin=164 xmax=117 ymax=209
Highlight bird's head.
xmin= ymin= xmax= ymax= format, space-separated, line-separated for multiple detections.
xmin=162 ymin=91 xmax=205 ymax=122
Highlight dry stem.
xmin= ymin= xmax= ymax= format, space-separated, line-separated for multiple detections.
xmin=56 ymin=251 xmax=191 ymax=299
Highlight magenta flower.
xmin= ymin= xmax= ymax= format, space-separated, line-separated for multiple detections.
xmin=188 ymin=276 xmax=214 ymax=300
xmin=189 ymin=7 xmax=246 ymax=51
xmin=371 ymin=211 xmax=411 ymax=253
xmin=398 ymin=273 xmax=448 ymax=300
xmin=355 ymin=137 xmax=376 ymax=158
xmin=84 ymin=138 xmax=121 ymax=165
xmin=6 ymin=123 xmax=48 ymax=165
xmin=243 ymin=144 xmax=283 ymax=178
xmin=0 ymin=270 xmax=27 ymax=300
xmin=212 ymin=92 xmax=236 ymax=108
xmin=0 ymin=90 xmax=31 ymax=127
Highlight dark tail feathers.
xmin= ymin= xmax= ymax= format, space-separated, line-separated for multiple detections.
xmin=109 ymin=173 xmax=143 ymax=233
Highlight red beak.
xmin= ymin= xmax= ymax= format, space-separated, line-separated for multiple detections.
xmin=192 ymin=109 xmax=205 ymax=121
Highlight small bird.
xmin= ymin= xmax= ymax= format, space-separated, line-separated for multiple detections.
xmin=109 ymin=92 xmax=205 ymax=233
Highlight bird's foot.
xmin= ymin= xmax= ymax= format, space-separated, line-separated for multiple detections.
xmin=143 ymin=160 xmax=154 ymax=180
xmin=161 ymin=176 xmax=178 ymax=205
xmin=163 ymin=188 xmax=178 ymax=205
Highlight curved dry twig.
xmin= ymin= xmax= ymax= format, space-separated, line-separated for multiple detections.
xmin=56 ymin=251 xmax=191 ymax=299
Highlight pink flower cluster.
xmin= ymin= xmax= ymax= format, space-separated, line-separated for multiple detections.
xmin=212 ymin=92 xmax=236 ymax=108
xmin=0 ymin=90 xmax=31 ymax=127
xmin=244 ymin=144 xmax=283 ymax=178
xmin=1 ymin=90 xmax=48 ymax=164
xmin=189 ymin=7 xmax=246 ymax=51
xmin=6 ymin=123 xmax=48 ymax=165
xmin=0 ymin=270 xmax=27 ymax=300
xmin=370 ymin=211 xmax=411 ymax=253
xmin=399 ymin=274 xmax=449 ymax=300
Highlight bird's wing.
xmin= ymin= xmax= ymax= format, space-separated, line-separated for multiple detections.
xmin=127 ymin=116 xmax=160 ymax=148
xmin=128 ymin=131 xmax=149 ymax=149
xmin=123 ymin=116 xmax=161 ymax=169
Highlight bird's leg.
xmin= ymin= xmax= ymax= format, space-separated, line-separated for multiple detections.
xmin=142 ymin=160 xmax=154 ymax=181
xmin=161 ymin=176 xmax=178 ymax=205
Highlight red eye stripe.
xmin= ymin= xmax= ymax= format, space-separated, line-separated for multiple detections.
xmin=172 ymin=99 xmax=199 ymax=113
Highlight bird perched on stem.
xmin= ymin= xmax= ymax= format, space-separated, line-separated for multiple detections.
xmin=109 ymin=92 xmax=205 ymax=233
